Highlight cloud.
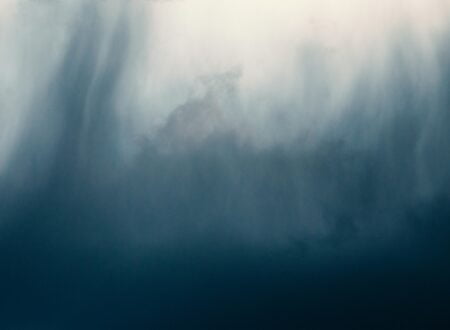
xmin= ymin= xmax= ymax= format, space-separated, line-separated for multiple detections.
xmin=0 ymin=1 xmax=450 ymax=328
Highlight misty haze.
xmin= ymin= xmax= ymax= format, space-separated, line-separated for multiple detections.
xmin=0 ymin=1 xmax=450 ymax=329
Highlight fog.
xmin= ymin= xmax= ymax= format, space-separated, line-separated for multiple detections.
xmin=0 ymin=1 xmax=450 ymax=328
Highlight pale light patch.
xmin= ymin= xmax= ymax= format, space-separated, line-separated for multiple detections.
xmin=128 ymin=0 xmax=449 ymax=147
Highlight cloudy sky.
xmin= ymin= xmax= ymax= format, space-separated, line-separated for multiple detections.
xmin=1 ymin=0 xmax=450 ymax=328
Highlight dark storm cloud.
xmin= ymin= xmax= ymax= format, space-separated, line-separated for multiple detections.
xmin=0 ymin=1 xmax=450 ymax=329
